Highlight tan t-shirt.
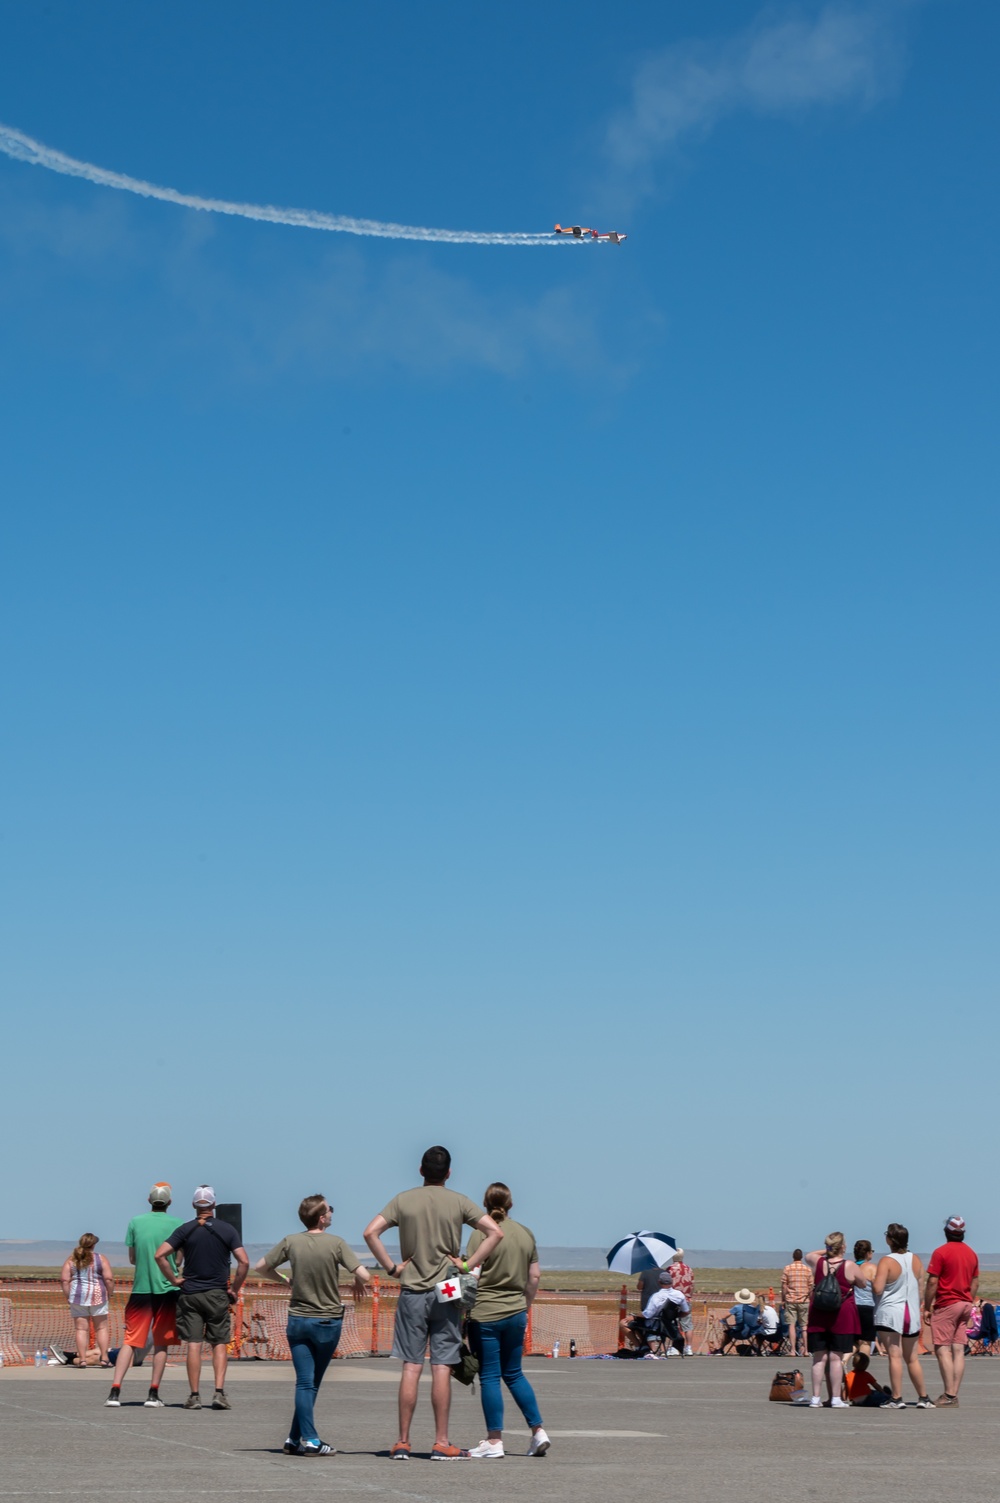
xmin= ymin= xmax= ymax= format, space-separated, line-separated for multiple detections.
xmin=263 ymin=1232 xmax=360 ymax=1319
xmin=379 ymin=1185 xmax=485 ymax=1293
xmin=466 ymin=1218 xmax=538 ymax=1322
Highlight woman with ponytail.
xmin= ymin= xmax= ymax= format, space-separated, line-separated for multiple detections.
xmin=60 ymin=1234 xmax=114 ymax=1365
xmin=464 ymin=1184 xmax=549 ymax=1460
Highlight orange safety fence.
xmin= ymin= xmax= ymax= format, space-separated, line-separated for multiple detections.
xmin=2 ymin=1280 xmax=983 ymax=1365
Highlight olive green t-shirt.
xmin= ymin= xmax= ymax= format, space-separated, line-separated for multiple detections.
xmin=379 ymin=1186 xmax=485 ymax=1293
xmin=466 ymin=1217 xmax=538 ymax=1322
xmin=262 ymin=1232 xmax=361 ymax=1319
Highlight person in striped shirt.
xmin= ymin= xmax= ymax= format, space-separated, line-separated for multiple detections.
xmin=781 ymin=1251 xmax=812 ymax=1356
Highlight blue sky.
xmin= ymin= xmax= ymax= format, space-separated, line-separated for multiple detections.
xmin=1 ymin=1 xmax=998 ymax=1256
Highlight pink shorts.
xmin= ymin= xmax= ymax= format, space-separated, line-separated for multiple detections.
xmin=930 ymin=1301 xmax=972 ymax=1347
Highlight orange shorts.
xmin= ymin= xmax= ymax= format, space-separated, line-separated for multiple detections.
xmin=930 ymin=1301 xmax=972 ymax=1347
xmin=123 ymin=1293 xmax=179 ymax=1349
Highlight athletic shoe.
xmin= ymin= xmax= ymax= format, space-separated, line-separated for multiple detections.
xmin=468 ymin=1440 xmax=504 ymax=1458
xmin=935 ymin=1394 xmax=959 ymax=1407
xmin=144 ymin=1395 xmax=164 ymax=1408
xmin=887 ymin=1397 xmax=907 ymax=1408
xmin=211 ymin=1390 xmax=231 ymax=1410
xmin=301 ymin=1442 xmax=336 ymax=1456
xmin=389 ymin=1442 xmax=411 ymax=1460
xmin=915 ymin=1395 xmax=935 ymax=1408
xmin=829 ymin=1397 xmax=849 ymax=1408
xmin=527 ymin=1429 xmax=551 ymax=1457
xmin=431 ymin=1444 xmax=470 ymax=1459
xmin=684 ymin=1346 xmax=693 ymax=1356
xmin=183 ymin=1393 xmax=202 ymax=1409
xmin=49 ymin=1346 xmax=68 ymax=1365
xmin=283 ymin=1440 xmax=303 ymax=1455
xmin=808 ymin=1396 xmax=822 ymax=1407
xmin=105 ymin=1391 xmax=121 ymax=1407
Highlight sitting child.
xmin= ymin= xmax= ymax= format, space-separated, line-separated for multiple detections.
xmin=843 ymin=1353 xmax=891 ymax=1406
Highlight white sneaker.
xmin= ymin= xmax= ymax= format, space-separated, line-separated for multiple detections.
xmin=808 ymin=1396 xmax=822 ymax=1407
xmin=829 ymin=1397 xmax=849 ymax=1408
xmin=467 ymin=1440 xmax=504 ymax=1459
xmin=527 ymin=1429 xmax=550 ymax=1457
xmin=684 ymin=1345 xmax=693 ymax=1356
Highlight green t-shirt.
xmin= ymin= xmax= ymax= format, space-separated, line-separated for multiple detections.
xmin=467 ymin=1218 xmax=538 ymax=1322
xmin=126 ymin=1210 xmax=184 ymax=1295
xmin=263 ymin=1232 xmax=361 ymax=1319
xmin=379 ymin=1185 xmax=485 ymax=1293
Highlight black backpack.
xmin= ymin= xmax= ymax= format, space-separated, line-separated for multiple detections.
xmin=812 ymin=1258 xmax=843 ymax=1315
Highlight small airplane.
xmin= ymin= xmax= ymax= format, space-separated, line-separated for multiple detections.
xmin=554 ymin=223 xmax=627 ymax=244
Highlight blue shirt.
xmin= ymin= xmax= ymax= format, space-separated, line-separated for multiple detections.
xmin=731 ymin=1304 xmax=760 ymax=1331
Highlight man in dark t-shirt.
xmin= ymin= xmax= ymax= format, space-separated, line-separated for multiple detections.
xmin=638 ymin=1263 xmax=666 ymax=1310
xmin=156 ymin=1185 xmax=248 ymax=1411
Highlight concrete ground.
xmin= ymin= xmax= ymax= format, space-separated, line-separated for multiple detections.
xmin=1 ymin=1353 xmax=997 ymax=1502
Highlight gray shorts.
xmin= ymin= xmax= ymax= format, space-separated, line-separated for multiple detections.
xmin=391 ymin=1288 xmax=462 ymax=1367
xmin=678 ymin=1312 xmax=693 ymax=1334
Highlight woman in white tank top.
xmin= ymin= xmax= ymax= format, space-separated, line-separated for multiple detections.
xmin=872 ymin=1224 xmax=932 ymax=1408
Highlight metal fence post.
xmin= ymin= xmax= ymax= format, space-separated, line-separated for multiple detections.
xmin=232 ymin=1291 xmax=244 ymax=1358
xmin=370 ymin=1274 xmax=380 ymax=1356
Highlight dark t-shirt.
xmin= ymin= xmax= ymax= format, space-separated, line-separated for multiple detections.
xmin=639 ymin=1267 xmax=666 ymax=1308
xmin=167 ymin=1217 xmax=241 ymax=1293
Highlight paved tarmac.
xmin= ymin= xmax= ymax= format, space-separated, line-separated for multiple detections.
xmin=2 ymin=1354 xmax=998 ymax=1502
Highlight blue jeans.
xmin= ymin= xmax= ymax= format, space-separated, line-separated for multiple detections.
xmin=286 ymin=1316 xmax=343 ymax=1446
xmin=468 ymin=1312 xmax=542 ymax=1434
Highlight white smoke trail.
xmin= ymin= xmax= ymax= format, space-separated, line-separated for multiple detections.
xmin=0 ymin=121 xmax=582 ymax=247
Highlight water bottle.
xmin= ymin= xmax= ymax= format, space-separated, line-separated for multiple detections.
xmin=552 ymin=1341 xmax=560 ymax=1359
xmin=570 ymin=1339 xmax=576 ymax=1358
xmin=34 ymin=1345 xmax=43 ymax=1367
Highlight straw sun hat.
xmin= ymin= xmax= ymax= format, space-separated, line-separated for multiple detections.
xmin=734 ymin=1287 xmax=755 ymax=1303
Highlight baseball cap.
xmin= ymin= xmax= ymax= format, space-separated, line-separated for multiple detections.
xmin=148 ymin=1182 xmax=172 ymax=1206
xmin=945 ymin=1215 xmax=966 ymax=1233
xmin=193 ymin=1185 xmax=217 ymax=1207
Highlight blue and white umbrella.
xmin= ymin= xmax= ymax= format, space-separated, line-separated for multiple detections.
xmin=606 ymin=1230 xmax=677 ymax=1274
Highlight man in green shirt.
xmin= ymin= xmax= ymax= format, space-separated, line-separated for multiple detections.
xmin=105 ymin=1182 xmax=183 ymax=1409
xmin=364 ymin=1145 xmax=502 ymax=1460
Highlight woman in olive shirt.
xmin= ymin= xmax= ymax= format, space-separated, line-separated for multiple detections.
xmin=256 ymin=1194 xmax=370 ymax=1456
xmin=465 ymin=1183 xmax=549 ymax=1459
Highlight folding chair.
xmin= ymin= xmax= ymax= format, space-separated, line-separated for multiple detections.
xmin=647 ymin=1302 xmax=685 ymax=1358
